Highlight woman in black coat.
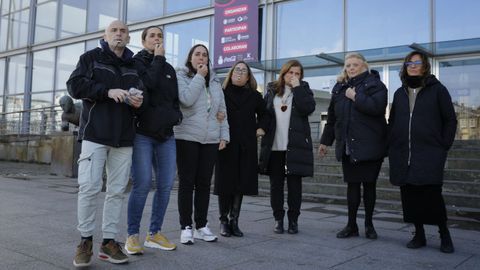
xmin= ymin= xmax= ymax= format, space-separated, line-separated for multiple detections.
xmin=258 ymin=59 xmax=316 ymax=234
xmin=388 ymin=51 xmax=457 ymax=253
xmin=214 ymin=61 xmax=265 ymax=237
xmin=319 ymin=52 xmax=387 ymax=240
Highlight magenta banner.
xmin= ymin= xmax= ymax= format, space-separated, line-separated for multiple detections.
xmin=213 ymin=0 xmax=259 ymax=69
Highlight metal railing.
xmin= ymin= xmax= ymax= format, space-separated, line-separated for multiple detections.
xmin=0 ymin=105 xmax=65 ymax=136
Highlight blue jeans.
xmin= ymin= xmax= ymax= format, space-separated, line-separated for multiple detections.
xmin=127 ymin=134 xmax=176 ymax=235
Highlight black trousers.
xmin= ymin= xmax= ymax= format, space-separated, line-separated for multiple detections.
xmin=176 ymin=140 xmax=218 ymax=229
xmin=268 ymin=151 xmax=302 ymax=222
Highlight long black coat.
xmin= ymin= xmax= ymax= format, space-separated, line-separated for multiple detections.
xmin=388 ymin=75 xmax=457 ymax=186
xmin=320 ymin=70 xmax=388 ymax=163
xmin=214 ymin=85 xmax=266 ymax=195
xmin=258 ymin=81 xmax=316 ymax=177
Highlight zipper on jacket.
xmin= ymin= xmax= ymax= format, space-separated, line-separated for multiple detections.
xmin=406 ymin=87 xmax=417 ymax=166
xmin=82 ymin=102 xmax=96 ymax=141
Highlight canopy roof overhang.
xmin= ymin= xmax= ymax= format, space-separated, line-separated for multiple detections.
xmin=216 ymin=38 xmax=480 ymax=73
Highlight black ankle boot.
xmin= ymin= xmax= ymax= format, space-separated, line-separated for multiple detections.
xmin=336 ymin=225 xmax=359 ymax=238
xmin=230 ymin=219 xmax=243 ymax=237
xmin=220 ymin=221 xmax=231 ymax=237
xmin=439 ymin=229 xmax=454 ymax=253
xmin=274 ymin=220 xmax=284 ymax=234
xmin=406 ymin=232 xmax=426 ymax=249
xmin=365 ymin=225 xmax=377 ymax=239
xmin=288 ymin=221 xmax=298 ymax=234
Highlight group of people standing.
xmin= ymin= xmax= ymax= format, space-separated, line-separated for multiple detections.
xmin=67 ymin=20 xmax=457 ymax=268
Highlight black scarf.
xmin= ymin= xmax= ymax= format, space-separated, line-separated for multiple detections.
xmin=405 ymin=75 xmax=424 ymax=88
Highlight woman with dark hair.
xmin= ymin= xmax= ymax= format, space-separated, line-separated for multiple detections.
xmin=319 ymin=52 xmax=387 ymax=240
xmin=175 ymin=44 xmax=229 ymax=245
xmin=388 ymin=50 xmax=457 ymax=253
xmin=214 ymin=61 xmax=265 ymax=237
xmin=126 ymin=26 xmax=181 ymax=254
xmin=258 ymin=59 xmax=316 ymax=234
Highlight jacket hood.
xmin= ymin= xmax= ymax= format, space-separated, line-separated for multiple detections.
xmin=423 ymin=74 xmax=441 ymax=88
xmin=100 ymin=39 xmax=134 ymax=60
xmin=134 ymin=49 xmax=154 ymax=62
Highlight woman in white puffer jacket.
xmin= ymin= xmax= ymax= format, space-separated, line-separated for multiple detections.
xmin=174 ymin=44 xmax=229 ymax=245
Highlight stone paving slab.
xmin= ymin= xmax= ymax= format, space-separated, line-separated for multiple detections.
xmin=0 ymin=161 xmax=479 ymax=270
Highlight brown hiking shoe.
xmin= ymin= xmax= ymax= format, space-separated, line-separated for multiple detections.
xmin=98 ymin=240 xmax=129 ymax=264
xmin=73 ymin=239 xmax=93 ymax=267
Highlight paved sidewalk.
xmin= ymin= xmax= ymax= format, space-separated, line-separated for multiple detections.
xmin=0 ymin=161 xmax=479 ymax=270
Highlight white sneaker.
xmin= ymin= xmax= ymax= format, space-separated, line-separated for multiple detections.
xmin=194 ymin=225 xmax=218 ymax=242
xmin=180 ymin=226 xmax=194 ymax=245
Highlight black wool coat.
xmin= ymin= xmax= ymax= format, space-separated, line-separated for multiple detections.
xmin=258 ymin=81 xmax=316 ymax=177
xmin=214 ymin=84 xmax=266 ymax=195
xmin=320 ymin=70 xmax=388 ymax=163
xmin=388 ymin=75 xmax=457 ymax=186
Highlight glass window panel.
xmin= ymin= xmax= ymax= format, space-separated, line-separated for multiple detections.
xmin=1 ymin=0 xmax=11 ymax=14
xmin=10 ymin=0 xmax=29 ymax=12
xmin=388 ymin=65 xmax=402 ymax=113
xmin=166 ymin=0 xmax=209 ymax=14
xmin=7 ymin=54 xmax=26 ymax=95
xmin=35 ymin=1 xmax=57 ymax=43
xmin=87 ymin=0 xmax=121 ymax=32
xmin=0 ymin=58 xmax=5 ymax=96
xmin=276 ymin=0 xmax=342 ymax=58
xmin=127 ymin=29 xmax=142 ymax=55
xmin=347 ymin=0 xmax=429 ymax=51
xmin=127 ymin=0 xmax=163 ymax=23
xmin=5 ymin=95 xmax=23 ymax=112
xmin=56 ymin=43 xmax=84 ymax=91
xmin=32 ymin=49 xmax=55 ymax=92
xmin=439 ymin=58 xmax=480 ymax=140
xmin=436 ymin=0 xmax=480 ymax=41
xmin=164 ymin=17 xmax=210 ymax=68
xmin=60 ymin=0 xmax=86 ymax=38
xmin=86 ymin=39 xmax=99 ymax=51
xmin=31 ymin=92 xmax=53 ymax=108
xmin=8 ymin=9 xmax=29 ymax=49
xmin=0 ymin=15 xmax=6 ymax=51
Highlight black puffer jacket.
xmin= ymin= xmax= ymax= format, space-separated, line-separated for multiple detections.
xmin=320 ymin=70 xmax=388 ymax=163
xmin=67 ymin=39 xmax=143 ymax=147
xmin=133 ymin=49 xmax=182 ymax=141
xmin=388 ymin=75 xmax=457 ymax=186
xmin=258 ymin=81 xmax=316 ymax=177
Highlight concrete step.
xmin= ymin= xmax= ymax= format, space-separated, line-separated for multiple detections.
xmin=257 ymin=188 xmax=480 ymax=226
xmin=289 ymin=173 xmax=480 ymax=195
xmin=314 ymin=163 xmax=480 ymax=181
xmin=258 ymin=179 xmax=480 ymax=209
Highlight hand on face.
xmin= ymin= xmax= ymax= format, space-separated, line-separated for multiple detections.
xmin=284 ymin=66 xmax=301 ymax=88
xmin=197 ymin=63 xmax=208 ymax=77
xmin=154 ymin=43 xmax=165 ymax=56
xmin=191 ymin=46 xmax=209 ymax=77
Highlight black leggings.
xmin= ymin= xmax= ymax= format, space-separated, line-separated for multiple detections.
xmin=347 ymin=182 xmax=376 ymax=227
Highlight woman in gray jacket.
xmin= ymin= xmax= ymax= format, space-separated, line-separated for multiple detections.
xmin=175 ymin=44 xmax=229 ymax=245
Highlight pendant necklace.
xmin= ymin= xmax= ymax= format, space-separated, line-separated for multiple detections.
xmin=280 ymin=92 xmax=291 ymax=112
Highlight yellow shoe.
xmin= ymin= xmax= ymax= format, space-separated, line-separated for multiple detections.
xmin=125 ymin=234 xmax=144 ymax=255
xmin=145 ymin=232 xmax=177 ymax=251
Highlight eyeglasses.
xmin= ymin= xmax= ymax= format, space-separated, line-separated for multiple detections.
xmin=405 ymin=60 xmax=423 ymax=67
xmin=233 ymin=67 xmax=248 ymax=74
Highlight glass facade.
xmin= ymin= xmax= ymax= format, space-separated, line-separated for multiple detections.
xmin=276 ymin=0 xmax=342 ymax=58
xmin=0 ymin=0 xmax=478 ymax=139
xmin=347 ymin=0 xmax=430 ymax=51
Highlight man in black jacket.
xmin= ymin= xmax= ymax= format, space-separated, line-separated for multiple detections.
xmin=67 ymin=20 xmax=143 ymax=267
